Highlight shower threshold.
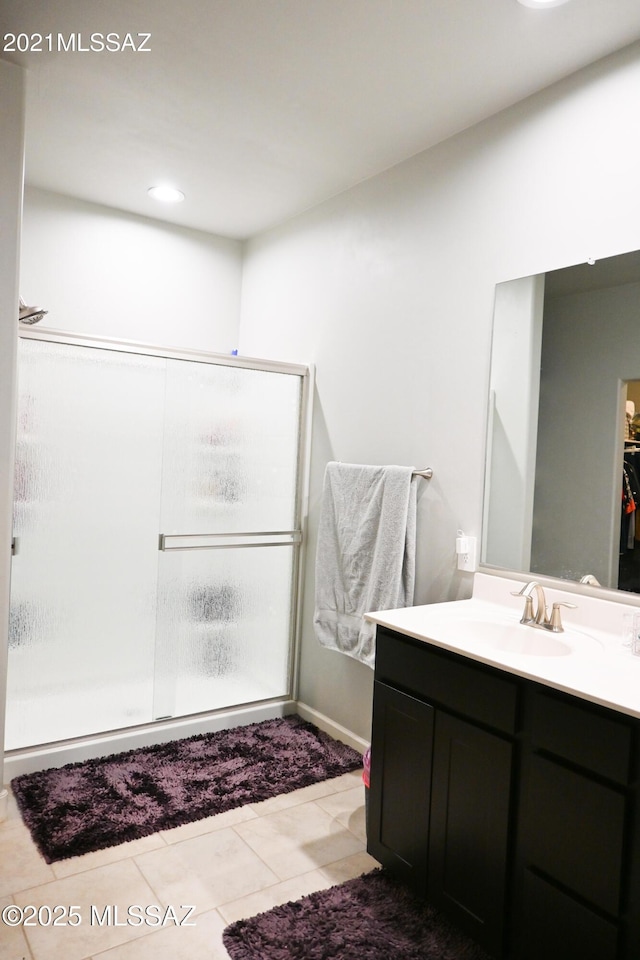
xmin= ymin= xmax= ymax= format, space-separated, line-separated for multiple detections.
xmin=4 ymin=694 xmax=297 ymax=780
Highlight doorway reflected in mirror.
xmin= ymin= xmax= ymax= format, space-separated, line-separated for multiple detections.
xmin=621 ymin=380 xmax=640 ymax=592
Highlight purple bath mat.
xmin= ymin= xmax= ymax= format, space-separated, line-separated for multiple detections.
xmin=223 ymin=869 xmax=491 ymax=960
xmin=11 ymin=715 xmax=362 ymax=863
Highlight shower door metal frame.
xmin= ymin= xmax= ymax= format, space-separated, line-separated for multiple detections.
xmin=15 ymin=325 xmax=314 ymax=726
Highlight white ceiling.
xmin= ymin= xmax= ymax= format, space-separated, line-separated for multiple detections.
xmin=2 ymin=0 xmax=640 ymax=240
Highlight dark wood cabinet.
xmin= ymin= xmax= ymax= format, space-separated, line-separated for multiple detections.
xmin=368 ymin=681 xmax=433 ymax=895
xmin=369 ymin=626 xmax=516 ymax=956
xmin=368 ymin=625 xmax=640 ymax=960
xmin=429 ymin=711 xmax=512 ymax=956
xmin=514 ymin=687 xmax=635 ymax=960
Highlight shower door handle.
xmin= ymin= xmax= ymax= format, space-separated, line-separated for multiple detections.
xmin=11 ymin=537 xmax=19 ymax=556
xmin=158 ymin=531 xmax=302 ymax=551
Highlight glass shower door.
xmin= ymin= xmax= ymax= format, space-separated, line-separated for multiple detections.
xmin=152 ymin=358 xmax=303 ymax=720
xmin=7 ymin=338 xmax=166 ymax=748
xmin=7 ymin=336 xmax=308 ymax=751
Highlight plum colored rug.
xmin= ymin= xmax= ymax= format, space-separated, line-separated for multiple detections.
xmin=11 ymin=715 xmax=361 ymax=863
xmin=223 ymin=869 xmax=490 ymax=960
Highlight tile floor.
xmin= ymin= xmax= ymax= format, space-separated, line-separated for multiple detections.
xmin=0 ymin=766 xmax=379 ymax=960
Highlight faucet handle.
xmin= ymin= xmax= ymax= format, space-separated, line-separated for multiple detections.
xmin=549 ymin=601 xmax=577 ymax=633
xmin=511 ymin=581 xmax=543 ymax=595
xmin=579 ymin=574 xmax=601 ymax=586
xmin=511 ymin=583 xmax=536 ymax=598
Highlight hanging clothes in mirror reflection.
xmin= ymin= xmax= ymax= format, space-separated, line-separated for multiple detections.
xmin=620 ymin=382 xmax=640 ymax=592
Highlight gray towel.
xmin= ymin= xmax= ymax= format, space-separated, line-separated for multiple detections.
xmin=313 ymin=462 xmax=418 ymax=667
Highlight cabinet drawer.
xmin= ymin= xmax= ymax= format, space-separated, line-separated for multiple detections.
xmin=375 ymin=627 xmax=517 ymax=734
xmin=523 ymin=754 xmax=625 ymax=915
xmin=530 ymin=689 xmax=632 ymax=783
xmin=519 ymin=870 xmax=618 ymax=960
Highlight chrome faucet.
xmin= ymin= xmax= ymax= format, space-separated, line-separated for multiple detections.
xmin=512 ymin=581 xmax=547 ymax=624
xmin=511 ymin=581 xmax=577 ymax=633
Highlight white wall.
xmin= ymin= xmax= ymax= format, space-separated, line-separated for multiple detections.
xmin=0 ymin=59 xmax=25 ymax=812
xmin=239 ymin=41 xmax=640 ymax=741
xmin=20 ymin=187 xmax=243 ymax=353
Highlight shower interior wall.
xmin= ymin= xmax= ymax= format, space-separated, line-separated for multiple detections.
xmin=20 ymin=186 xmax=243 ymax=355
xmin=12 ymin=41 xmax=640 ymax=752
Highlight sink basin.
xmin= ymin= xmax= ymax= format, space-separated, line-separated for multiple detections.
xmin=435 ymin=618 xmax=602 ymax=658
xmin=457 ymin=620 xmax=571 ymax=656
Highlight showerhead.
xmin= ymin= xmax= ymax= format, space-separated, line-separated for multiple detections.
xmin=19 ymin=297 xmax=48 ymax=325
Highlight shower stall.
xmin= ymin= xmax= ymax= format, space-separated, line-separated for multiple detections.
xmin=6 ymin=329 xmax=311 ymax=767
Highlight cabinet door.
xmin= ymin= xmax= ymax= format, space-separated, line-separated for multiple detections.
xmin=517 ymin=870 xmax=618 ymax=960
xmin=428 ymin=712 xmax=512 ymax=957
xmin=368 ymin=681 xmax=434 ymax=896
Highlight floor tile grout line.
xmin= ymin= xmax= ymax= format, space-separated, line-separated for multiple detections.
xmin=44 ymin=834 xmax=170 ymax=884
xmin=1 ymin=892 xmax=37 ymax=960
xmin=216 ymin=799 xmax=356 ymax=907
xmin=216 ymin=852 xmax=381 ymax=927
xmin=128 ymin=847 xmax=218 ymax=924
xmin=13 ymin=905 xmax=38 ymax=960
xmin=130 ymin=850 xmax=164 ymax=907
xmin=227 ymin=819 xmax=289 ymax=885
xmin=227 ymin=800 xmax=368 ymax=890
xmin=23 ymin=932 xmax=37 ymax=960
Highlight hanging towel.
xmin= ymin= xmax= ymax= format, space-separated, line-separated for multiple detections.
xmin=313 ymin=462 xmax=418 ymax=668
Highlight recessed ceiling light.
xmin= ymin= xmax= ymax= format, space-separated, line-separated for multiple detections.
xmin=517 ymin=0 xmax=570 ymax=6
xmin=147 ymin=185 xmax=185 ymax=203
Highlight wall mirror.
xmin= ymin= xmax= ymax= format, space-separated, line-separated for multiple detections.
xmin=482 ymin=248 xmax=640 ymax=597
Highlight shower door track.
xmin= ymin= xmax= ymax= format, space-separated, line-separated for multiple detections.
xmin=7 ymin=327 xmax=314 ymax=773
xmin=18 ymin=325 xmax=309 ymax=377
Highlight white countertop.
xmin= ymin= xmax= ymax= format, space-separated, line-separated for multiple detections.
xmin=366 ymin=572 xmax=640 ymax=720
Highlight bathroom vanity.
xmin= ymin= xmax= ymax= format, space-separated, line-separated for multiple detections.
xmin=366 ymin=573 xmax=640 ymax=960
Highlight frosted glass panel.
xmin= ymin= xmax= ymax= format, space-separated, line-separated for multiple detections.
xmin=7 ymin=339 xmax=165 ymax=748
xmin=153 ymin=545 xmax=295 ymax=719
xmin=160 ymin=359 xmax=302 ymax=533
xmin=7 ymin=337 xmax=306 ymax=750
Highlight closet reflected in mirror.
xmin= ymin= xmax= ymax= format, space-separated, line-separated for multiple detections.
xmin=621 ymin=381 xmax=640 ymax=592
